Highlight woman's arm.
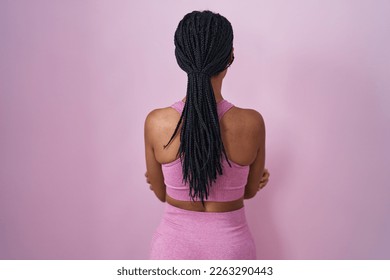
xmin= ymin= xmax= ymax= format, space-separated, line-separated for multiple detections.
xmin=244 ymin=111 xmax=266 ymax=199
xmin=144 ymin=110 xmax=166 ymax=202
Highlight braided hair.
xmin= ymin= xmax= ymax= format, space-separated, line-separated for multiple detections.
xmin=163 ymin=10 xmax=234 ymax=204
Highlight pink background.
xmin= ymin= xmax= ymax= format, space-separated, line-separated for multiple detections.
xmin=1 ymin=0 xmax=389 ymax=259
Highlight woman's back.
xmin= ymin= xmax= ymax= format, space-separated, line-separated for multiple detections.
xmin=153 ymin=100 xmax=261 ymax=167
xmin=148 ymin=98 xmax=265 ymax=212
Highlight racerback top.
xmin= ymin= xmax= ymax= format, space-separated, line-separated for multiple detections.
xmin=162 ymin=99 xmax=250 ymax=202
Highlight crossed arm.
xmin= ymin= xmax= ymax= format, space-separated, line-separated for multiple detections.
xmin=145 ymin=168 xmax=270 ymax=196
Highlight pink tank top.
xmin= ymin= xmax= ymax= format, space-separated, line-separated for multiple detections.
xmin=162 ymin=99 xmax=250 ymax=202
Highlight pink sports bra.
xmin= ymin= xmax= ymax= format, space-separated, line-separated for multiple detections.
xmin=162 ymin=99 xmax=250 ymax=202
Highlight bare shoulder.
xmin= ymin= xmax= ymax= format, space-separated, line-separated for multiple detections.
xmin=144 ymin=106 xmax=180 ymax=142
xmin=228 ymin=105 xmax=265 ymax=131
xmin=145 ymin=106 xmax=178 ymax=126
xmin=221 ymin=104 xmax=265 ymax=165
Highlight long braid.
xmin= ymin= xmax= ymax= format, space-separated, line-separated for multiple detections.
xmin=164 ymin=10 xmax=234 ymax=204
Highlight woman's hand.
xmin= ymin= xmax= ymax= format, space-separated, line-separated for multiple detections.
xmin=145 ymin=171 xmax=152 ymax=190
xmin=258 ymin=168 xmax=270 ymax=191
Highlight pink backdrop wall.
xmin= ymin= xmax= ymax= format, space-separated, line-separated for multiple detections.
xmin=1 ymin=0 xmax=389 ymax=259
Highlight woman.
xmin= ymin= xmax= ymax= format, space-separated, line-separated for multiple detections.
xmin=144 ymin=10 xmax=269 ymax=259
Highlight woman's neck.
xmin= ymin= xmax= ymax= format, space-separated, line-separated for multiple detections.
xmin=211 ymin=75 xmax=223 ymax=102
xmin=182 ymin=75 xmax=224 ymax=103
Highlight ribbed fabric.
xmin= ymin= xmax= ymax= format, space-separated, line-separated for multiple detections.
xmin=162 ymin=99 xmax=250 ymax=202
xmin=149 ymin=203 xmax=256 ymax=260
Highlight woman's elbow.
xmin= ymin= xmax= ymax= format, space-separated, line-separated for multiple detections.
xmin=244 ymin=189 xmax=257 ymax=200
xmin=157 ymin=194 xmax=166 ymax=202
xmin=153 ymin=189 xmax=166 ymax=202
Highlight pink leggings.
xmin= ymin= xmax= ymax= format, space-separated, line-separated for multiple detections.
xmin=149 ymin=203 xmax=256 ymax=259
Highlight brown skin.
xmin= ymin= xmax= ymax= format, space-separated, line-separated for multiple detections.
xmin=144 ymin=49 xmax=269 ymax=212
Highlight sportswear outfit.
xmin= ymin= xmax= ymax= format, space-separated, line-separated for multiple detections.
xmin=149 ymin=99 xmax=256 ymax=259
